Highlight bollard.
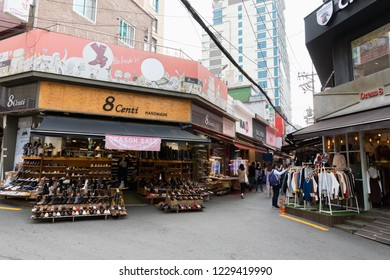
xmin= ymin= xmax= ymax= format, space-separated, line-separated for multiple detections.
xmin=279 ymin=196 xmax=286 ymax=215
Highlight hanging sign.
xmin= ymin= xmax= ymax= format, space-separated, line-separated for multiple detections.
xmin=317 ymin=0 xmax=357 ymax=26
xmin=105 ymin=134 xmax=161 ymax=151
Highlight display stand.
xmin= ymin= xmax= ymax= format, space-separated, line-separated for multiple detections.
xmin=318 ymin=167 xmax=360 ymax=215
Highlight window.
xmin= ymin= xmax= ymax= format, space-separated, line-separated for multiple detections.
xmin=238 ymin=38 xmax=243 ymax=44
xmin=274 ymin=77 xmax=279 ymax=87
xmin=258 ymin=70 xmax=267 ymax=79
xmin=152 ymin=18 xmax=158 ymax=33
xmin=352 ymin=23 xmax=390 ymax=80
xmin=258 ymin=81 xmax=268 ymax=89
xmin=238 ymin=46 xmax=243 ymax=53
xmin=257 ymin=15 xmax=266 ymax=23
xmin=257 ymin=51 xmax=266 ymax=59
xmin=213 ymin=9 xmax=222 ymax=25
xmin=258 ymin=41 xmax=266 ymax=49
xmin=119 ymin=19 xmax=135 ymax=47
xmin=258 ymin=61 xmax=267 ymax=68
xmin=238 ymin=30 xmax=243 ymax=36
xmin=238 ymin=56 xmax=243 ymax=63
xmin=73 ymin=0 xmax=97 ymax=22
xmin=144 ymin=36 xmax=149 ymax=51
xmin=238 ymin=22 xmax=242 ymax=28
xmin=257 ymin=24 xmax=266 ymax=31
xmin=239 ymin=75 xmax=243 ymax=82
xmin=149 ymin=0 xmax=159 ymax=13
xmin=257 ymin=7 xmax=265 ymax=14
xmin=257 ymin=32 xmax=266 ymax=39
xmin=151 ymin=37 xmax=157 ymax=53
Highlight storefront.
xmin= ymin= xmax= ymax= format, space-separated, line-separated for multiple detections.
xmin=287 ymin=0 xmax=390 ymax=211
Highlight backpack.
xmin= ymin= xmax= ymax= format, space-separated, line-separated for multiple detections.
xmin=269 ymin=170 xmax=280 ymax=187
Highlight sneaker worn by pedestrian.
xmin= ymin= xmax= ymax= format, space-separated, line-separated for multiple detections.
xmin=241 ymin=193 xmax=244 ymax=199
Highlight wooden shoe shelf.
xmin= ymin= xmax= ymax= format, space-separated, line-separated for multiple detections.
xmin=31 ymin=190 xmax=127 ymax=223
xmin=21 ymin=156 xmax=113 ymax=181
xmin=137 ymin=159 xmax=193 ymax=195
xmin=160 ymin=187 xmax=211 ymax=213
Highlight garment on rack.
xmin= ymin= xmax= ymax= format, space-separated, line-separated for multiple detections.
xmin=332 ymin=153 xmax=347 ymax=171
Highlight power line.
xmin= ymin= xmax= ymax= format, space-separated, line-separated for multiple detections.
xmin=179 ymin=0 xmax=297 ymax=131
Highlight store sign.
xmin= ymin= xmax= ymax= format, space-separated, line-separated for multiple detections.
xmin=223 ymin=117 xmax=235 ymax=138
xmin=105 ymin=134 xmax=161 ymax=151
xmin=191 ymin=104 xmax=223 ymax=133
xmin=38 ymin=81 xmax=191 ymax=122
xmin=239 ymin=119 xmax=249 ymax=134
xmin=317 ymin=0 xmax=357 ymax=26
xmin=360 ymin=88 xmax=384 ymax=100
xmin=0 ymin=83 xmax=38 ymax=112
xmin=102 ymin=96 xmax=139 ymax=115
xmin=253 ymin=121 xmax=266 ymax=142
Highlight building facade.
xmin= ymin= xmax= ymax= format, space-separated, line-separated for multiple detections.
xmin=1 ymin=0 xmax=165 ymax=54
xmin=288 ymin=0 xmax=390 ymax=211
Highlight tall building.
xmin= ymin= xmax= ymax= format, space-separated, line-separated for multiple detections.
xmin=201 ymin=0 xmax=291 ymax=124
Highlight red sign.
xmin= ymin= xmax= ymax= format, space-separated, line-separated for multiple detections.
xmin=105 ymin=134 xmax=161 ymax=151
xmin=0 ymin=30 xmax=228 ymax=110
xmin=360 ymin=88 xmax=383 ymax=100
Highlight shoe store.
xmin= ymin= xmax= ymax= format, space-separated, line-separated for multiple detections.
xmin=0 ymin=69 xmax=249 ymax=219
xmin=287 ymin=0 xmax=390 ymax=212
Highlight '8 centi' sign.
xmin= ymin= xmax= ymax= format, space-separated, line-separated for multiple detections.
xmin=7 ymin=94 xmax=26 ymax=108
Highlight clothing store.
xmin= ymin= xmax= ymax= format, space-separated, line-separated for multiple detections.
xmin=287 ymin=0 xmax=390 ymax=211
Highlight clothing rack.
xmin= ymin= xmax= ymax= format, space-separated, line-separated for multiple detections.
xmin=318 ymin=167 xmax=360 ymax=215
xmin=285 ymin=166 xmax=305 ymax=209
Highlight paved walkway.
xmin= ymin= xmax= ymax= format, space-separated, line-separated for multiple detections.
xmin=1 ymin=190 xmax=390 ymax=260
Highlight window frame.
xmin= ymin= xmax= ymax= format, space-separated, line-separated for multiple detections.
xmin=73 ymin=0 xmax=97 ymax=23
xmin=119 ymin=18 xmax=136 ymax=48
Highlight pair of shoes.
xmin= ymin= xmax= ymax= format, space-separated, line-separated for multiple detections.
xmin=241 ymin=193 xmax=244 ymax=199
xmin=272 ymin=205 xmax=280 ymax=209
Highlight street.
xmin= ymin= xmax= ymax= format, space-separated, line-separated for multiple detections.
xmin=0 ymin=190 xmax=389 ymax=260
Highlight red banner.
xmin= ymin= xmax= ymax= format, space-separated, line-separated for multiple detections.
xmin=105 ymin=134 xmax=161 ymax=151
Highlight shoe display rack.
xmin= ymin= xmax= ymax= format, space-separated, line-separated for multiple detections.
xmin=137 ymin=159 xmax=193 ymax=195
xmin=159 ymin=180 xmax=213 ymax=213
xmin=31 ymin=185 xmax=127 ymax=223
xmin=1 ymin=156 xmax=113 ymax=200
xmin=192 ymin=147 xmax=210 ymax=181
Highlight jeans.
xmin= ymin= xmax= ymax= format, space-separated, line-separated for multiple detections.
xmin=272 ymin=185 xmax=280 ymax=207
xmin=255 ymin=179 xmax=263 ymax=191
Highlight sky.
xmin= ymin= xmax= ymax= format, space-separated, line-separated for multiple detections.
xmin=163 ymin=0 xmax=324 ymax=128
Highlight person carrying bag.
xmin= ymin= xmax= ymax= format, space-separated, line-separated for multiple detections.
xmin=269 ymin=164 xmax=287 ymax=209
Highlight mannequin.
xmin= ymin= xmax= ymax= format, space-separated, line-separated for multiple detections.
xmin=367 ymin=163 xmax=382 ymax=208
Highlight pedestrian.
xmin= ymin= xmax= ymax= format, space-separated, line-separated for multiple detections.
xmin=248 ymin=161 xmax=256 ymax=191
xmin=118 ymin=153 xmax=131 ymax=188
xmin=269 ymin=164 xmax=288 ymax=209
xmin=237 ymin=163 xmax=247 ymax=199
xmin=255 ymin=162 xmax=263 ymax=192
xmin=265 ymin=162 xmax=272 ymax=197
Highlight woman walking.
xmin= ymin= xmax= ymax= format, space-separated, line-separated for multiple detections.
xmin=238 ymin=163 xmax=247 ymax=199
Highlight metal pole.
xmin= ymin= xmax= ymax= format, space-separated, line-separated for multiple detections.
xmin=359 ymin=131 xmax=369 ymax=211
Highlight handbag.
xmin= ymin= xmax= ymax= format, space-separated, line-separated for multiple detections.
xmin=244 ymin=173 xmax=249 ymax=185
